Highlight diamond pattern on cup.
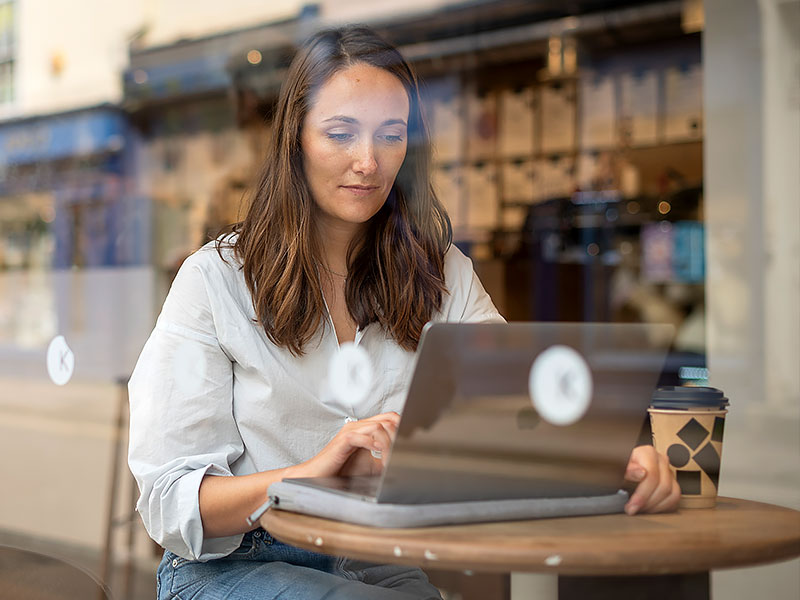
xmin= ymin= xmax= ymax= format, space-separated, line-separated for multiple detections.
xmin=711 ymin=417 xmax=725 ymax=443
xmin=693 ymin=442 xmax=721 ymax=489
xmin=677 ymin=418 xmax=710 ymax=450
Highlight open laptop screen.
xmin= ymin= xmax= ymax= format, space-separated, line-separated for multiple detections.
xmin=379 ymin=322 xmax=673 ymax=504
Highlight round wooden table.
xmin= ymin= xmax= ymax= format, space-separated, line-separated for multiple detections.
xmin=262 ymin=497 xmax=800 ymax=599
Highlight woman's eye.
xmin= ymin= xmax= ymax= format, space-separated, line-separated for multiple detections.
xmin=381 ymin=135 xmax=404 ymax=143
xmin=327 ymin=133 xmax=353 ymax=142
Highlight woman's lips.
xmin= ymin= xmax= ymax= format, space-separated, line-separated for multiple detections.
xmin=341 ymin=185 xmax=379 ymax=195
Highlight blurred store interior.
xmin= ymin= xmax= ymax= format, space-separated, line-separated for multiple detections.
xmin=0 ymin=0 xmax=797 ymax=599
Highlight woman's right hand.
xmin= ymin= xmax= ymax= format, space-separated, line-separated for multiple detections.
xmin=297 ymin=411 xmax=401 ymax=478
xmin=199 ymin=411 xmax=400 ymax=538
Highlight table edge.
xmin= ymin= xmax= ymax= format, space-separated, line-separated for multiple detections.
xmin=261 ymin=497 xmax=800 ymax=575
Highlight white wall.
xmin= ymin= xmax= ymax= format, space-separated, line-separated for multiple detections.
xmin=3 ymin=0 xmax=306 ymax=120
xmin=7 ymin=0 xmax=142 ymax=118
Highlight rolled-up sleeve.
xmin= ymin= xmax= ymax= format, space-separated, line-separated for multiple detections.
xmin=128 ymin=252 xmax=244 ymax=561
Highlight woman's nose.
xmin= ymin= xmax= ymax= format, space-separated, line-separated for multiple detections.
xmin=352 ymin=140 xmax=378 ymax=175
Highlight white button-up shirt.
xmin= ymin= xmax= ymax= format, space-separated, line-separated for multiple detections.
xmin=128 ymin=240 xmax=503 ymax=560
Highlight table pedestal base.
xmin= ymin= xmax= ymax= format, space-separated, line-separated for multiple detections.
xmin=558 ymin=573 xmax=710 ymax=600
xmin=509 ymin=573 xmax=710 ymax=600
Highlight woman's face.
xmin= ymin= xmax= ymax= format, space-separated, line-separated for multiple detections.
xmin=301 ymin=62 xmax=410 ymax=235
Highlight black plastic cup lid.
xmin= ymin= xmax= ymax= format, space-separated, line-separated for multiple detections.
xmin=650 ymin=386 xmax=729 ymax=409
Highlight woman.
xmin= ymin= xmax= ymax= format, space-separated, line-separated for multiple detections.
xmin=128 ymin=26 xmax=680 ymax=600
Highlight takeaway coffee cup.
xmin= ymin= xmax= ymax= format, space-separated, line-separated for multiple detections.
xmin=648 ymin=386 xmax=729 ymax=508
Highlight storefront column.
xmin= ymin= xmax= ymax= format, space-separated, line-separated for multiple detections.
xmin=704 ymin=0 xmax=799 ymax=597
xmin=760 ymin=0 xmax=800 ymax=411
xmin=704 ymin=0 xmax=765 ymax=414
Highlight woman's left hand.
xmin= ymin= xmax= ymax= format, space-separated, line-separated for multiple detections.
xmin=623 ymin=445 xmax=681 ymax=515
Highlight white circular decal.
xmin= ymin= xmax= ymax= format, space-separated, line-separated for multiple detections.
xmin=47 ymin=335 xmax=75 ymax=386
xmin=329 ymin=343 xmax=373 ymax=408
xmin=529 ymin=345 xmax=593 ymax=426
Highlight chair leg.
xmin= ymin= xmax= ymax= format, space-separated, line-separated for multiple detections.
xmin=99 ymin=377 xmax=130 ymax=600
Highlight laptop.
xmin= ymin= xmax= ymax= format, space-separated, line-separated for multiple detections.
xmin=265 ymin=322 xmax=673 ymax=528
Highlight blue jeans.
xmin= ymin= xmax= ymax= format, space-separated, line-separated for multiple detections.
xmin=156 ymin=528 xmax=443 ymax=599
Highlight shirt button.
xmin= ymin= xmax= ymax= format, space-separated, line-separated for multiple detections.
xmin=345 ymin=416 xmax=357 ymax=423
xmin=254 ymin=530 xmax=261 ymax=538
xmin=172 ymin=558 xmax=178 ymax=567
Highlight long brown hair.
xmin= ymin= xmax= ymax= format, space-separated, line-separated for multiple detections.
xmin=220 ymin=26 xmax=451 ymax=355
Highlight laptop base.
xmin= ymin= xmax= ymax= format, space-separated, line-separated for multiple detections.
xmin=268 ymin=481 xmax=629 ymax=528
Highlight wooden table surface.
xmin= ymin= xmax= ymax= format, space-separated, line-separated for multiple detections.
xmin=262 ymin=497 xmax=800 ymax=576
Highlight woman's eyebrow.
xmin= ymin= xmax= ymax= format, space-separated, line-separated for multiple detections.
xmin=322 ymin=115 xmax=407 ymax=127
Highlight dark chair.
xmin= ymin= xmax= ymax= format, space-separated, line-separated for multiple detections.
xmin=0 ymin=545 xmax=111 ymax=600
